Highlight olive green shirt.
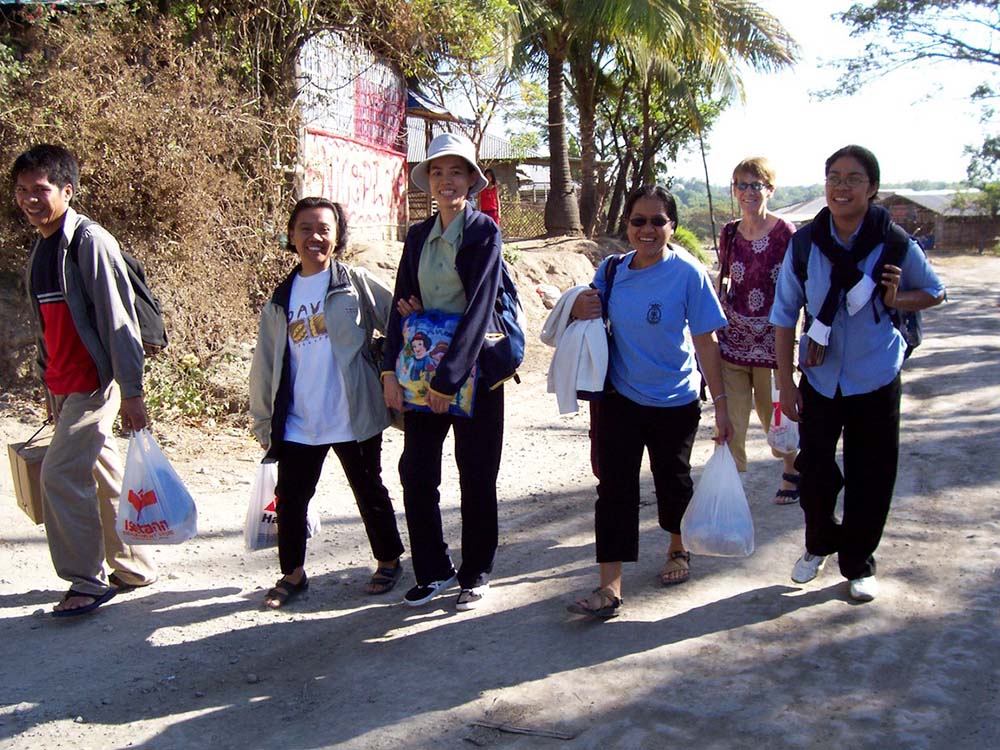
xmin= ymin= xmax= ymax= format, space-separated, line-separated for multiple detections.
xmin=417 ymin=207 xmax=468 ymax=314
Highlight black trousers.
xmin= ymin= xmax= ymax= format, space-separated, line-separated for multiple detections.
xmin=594 ymin=392 xmax=701 ymax=563
xmin=796 ymin=374 xmax=901 ymax=580
xmin=275 ymin=435 xmax=403 ymax=575
xmin=399 ymin=384 xmax=504 ymax=589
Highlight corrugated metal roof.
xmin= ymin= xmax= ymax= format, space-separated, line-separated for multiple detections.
xmin=880 ymin=189 xmax=985 ymax=217
xmin=406 ymin=119 xmax=543 ymax=163
xmin=773 ymin=189 xmax=989 ymax=224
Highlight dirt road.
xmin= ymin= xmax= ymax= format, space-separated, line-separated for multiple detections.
xmin=0 ymin=254 xmax=997 ymax=750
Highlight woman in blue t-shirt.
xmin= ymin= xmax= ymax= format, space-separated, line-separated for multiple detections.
xmin=567 ymin=185 xmax=733 ymax=618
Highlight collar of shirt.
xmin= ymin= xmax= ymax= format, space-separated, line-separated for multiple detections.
xmin=428 ymin=204 xmax=468 ymax=249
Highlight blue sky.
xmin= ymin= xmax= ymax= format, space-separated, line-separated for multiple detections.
xmin=672 ymin=0 xmax=991 ymax=187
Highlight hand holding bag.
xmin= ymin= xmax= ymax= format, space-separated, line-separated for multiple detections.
xmin=767 ymin=377 xmax=799 ymax=456
xmin=117 ymin=429 xmax=198 ymax=544
xmin=244 ymin=459 xmax=320 ymax=552
xmin=680 ymin=443 xmax=754 ymax=557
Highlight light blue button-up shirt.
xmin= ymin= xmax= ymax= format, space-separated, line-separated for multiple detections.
xmin=769 ymin=218 xmax=945 ymax=398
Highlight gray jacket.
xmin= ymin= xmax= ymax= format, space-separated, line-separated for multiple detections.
xmin=26 ymin=206 xmax=144 ymax=398
xmin=249 ymin=261 xmax=393 ymax=451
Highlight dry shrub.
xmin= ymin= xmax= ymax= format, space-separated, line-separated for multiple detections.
xmin=0 ymin=8 xmax=295 ymax=415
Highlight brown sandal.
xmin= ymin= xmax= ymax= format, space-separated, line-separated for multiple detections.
xmin=364 ymin=563 xmax=403 ymax=595
xmin=566 ymin=586 xmax=622 ymax=619
xmin=659 ymin=550 xmax=691 ymax=585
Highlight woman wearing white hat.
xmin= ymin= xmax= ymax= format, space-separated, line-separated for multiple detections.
xmin=381 ymin=132 xmax=506 ymax=611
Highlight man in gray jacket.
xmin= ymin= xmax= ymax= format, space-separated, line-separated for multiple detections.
xmin=13 ymin=144 xmax=156 ymax=617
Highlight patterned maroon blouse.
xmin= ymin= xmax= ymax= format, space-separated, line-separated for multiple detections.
xmin=716 ymin=218 xmax=796 ymax=368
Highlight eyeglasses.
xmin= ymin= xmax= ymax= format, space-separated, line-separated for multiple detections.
xmin=825 ymin=174 xmax=868 ymax=188
xmin=734 ymin=181 xmax=769 ymax=192
xmin=628 ymin=216 xmax=671 ymax=227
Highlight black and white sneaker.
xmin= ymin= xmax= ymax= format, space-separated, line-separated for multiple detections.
xmin=456 ymin=583 xmax=489 ymax=611
xmin=403 ymin=573 xmax=458 ymax=607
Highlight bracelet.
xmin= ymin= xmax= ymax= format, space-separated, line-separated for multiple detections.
xmin=713 ymin=393 xmax=728 ymax=403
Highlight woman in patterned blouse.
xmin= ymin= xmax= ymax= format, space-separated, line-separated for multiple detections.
xmin=716 ymin=157 xmax=800 ymax=504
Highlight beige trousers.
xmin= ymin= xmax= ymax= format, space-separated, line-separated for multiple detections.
xmin=721 ymin=361 xmax=783 ymax=472
xmin=41 ymin=384 xmax=157 ymax=596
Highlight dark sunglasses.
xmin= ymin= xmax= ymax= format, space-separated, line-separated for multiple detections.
xmin=629 ymin=216 xmax=671 ymax=227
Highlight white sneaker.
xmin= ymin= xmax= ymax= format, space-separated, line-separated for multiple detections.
xmin=791 ymin=551 xmax=827 ymax=583
xmin=456 ymin=583 xmax=489 ymax=612
xmin=849 ymin=576 xmax=879 ymax=602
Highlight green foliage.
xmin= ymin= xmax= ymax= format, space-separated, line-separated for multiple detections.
xmin=501 ymin=243 xmax=521 ymax=265
xmin=144 ymin=354 xmax=224 ymax=422
xmin=671 ymin=225 xmax=709 ymax=265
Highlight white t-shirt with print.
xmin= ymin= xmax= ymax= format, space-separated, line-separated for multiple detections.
xmin=284 ymin=270 xmax=354 ymax=445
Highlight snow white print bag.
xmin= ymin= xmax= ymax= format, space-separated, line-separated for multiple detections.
xmin=395 ymin=311 xmax=478 ymax=417
xmin=680 ymin=443 xmax=754 ymax=557
xmin=117 ymin=429 xmax=198 ymax=545
xmin=244 ymin=459 xmax=320 ymax=552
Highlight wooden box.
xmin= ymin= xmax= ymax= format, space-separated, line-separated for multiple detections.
xmin=8 ymin=432 xmax=49 ymax=525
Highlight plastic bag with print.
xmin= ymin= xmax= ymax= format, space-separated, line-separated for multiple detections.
xmin=117 ymin=429 xmax=198 ymax=545
xmin=244 ymin=459 xmax=321 ymax=552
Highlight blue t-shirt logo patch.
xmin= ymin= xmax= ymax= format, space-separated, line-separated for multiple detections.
xmin=646 ymin=302 xmax=662 ymax=324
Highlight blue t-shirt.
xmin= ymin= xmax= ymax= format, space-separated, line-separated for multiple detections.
xmin=769 ymin=220 xmax=946 ymax=398
xmin=593 ymin=247 xmax=727 ymax=407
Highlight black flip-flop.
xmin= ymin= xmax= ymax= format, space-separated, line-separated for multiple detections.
xmin=108 ymin=572 xmax=154 ymax=594
xmin=52 ymin=588 xmax=117 ymax=618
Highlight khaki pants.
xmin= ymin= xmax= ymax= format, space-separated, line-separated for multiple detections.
xmin=721 ymin=361 xmax=782 ymax=472
xmin=41 ymin=384 xmax=157 ymax=596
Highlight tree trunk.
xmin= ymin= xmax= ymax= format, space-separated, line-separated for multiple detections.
xmin=571 ymin=54 xmax=598 ymax=238
xmin=544 ymin=41 xmax=583 ymax=237
xmin=605 ymin=150 xmax=632 ymax=236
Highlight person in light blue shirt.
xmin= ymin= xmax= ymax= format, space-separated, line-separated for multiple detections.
xmin=770 ymin=145 xmax=945 ymax=603
xmin=565 ymin=185 xmax=733 ymax=619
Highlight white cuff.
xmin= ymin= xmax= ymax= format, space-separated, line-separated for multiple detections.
xmin=846 ymin=275 xmax=877 ymax=316
xmin=806 ymin=318 xmax=831 ymax=346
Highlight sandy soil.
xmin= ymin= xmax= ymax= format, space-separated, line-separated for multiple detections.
xmin=0 ymin=252 xmax=998 ymax=750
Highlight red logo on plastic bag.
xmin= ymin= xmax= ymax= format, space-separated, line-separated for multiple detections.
xmin=264 ymin=497 xmax=278 ymax=513
xmin=128 ymin=488 xmax=158 ymax=518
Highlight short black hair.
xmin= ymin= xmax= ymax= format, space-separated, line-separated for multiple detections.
xmin=286 ymin=197 xmax=349 ymax=255
xmin=622 ymin=185 xmax=679 ymax=230
xmin=826 ymin=144 xmax=880 ymax=196
xmin=11 ymin=144 xmax=80 ymax=193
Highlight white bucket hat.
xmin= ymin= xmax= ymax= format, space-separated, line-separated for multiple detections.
xmin=411 ymin=132 xmax=488 ymax=197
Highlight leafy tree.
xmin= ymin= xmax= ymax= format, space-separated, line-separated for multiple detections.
xmin=830 ymin=1 xmax=1000 ymax=207
xmin=514 ymin=0 xmax=796 ymax=238
xmin=829 ymin=0 xmax=999 ymax=95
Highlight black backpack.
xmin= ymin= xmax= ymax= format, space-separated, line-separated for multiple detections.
xmin=69 ymin=218 xmax=169 ymax=355
xmin=791 ymin=222 xmax=921 ymax=358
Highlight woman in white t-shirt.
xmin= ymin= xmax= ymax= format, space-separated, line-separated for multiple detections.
xmin=249 ymin=198 xmax=404 ymax=609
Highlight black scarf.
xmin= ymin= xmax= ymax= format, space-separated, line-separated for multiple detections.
xmin=810 ymin=203 xmax=892 ymax=329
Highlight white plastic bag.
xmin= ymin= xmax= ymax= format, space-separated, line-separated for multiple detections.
xmin=767 ymin=377 xmax=799 ymax=456
xmin=680 ymin=443 xmax=754 ymax=557
xmin=243 ymin=460 xmax=321 ymax=552
xmin=117 ymin=429 xmax=198 ymax=544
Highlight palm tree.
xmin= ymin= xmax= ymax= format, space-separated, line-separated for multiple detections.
xmin=516 ymin=0 xmax=798 ymax=237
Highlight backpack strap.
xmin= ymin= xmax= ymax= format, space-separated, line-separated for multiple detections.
xmin=67 ymin=217 xmax=95 ymax=265
xmin=718 ymin=220 xmax=739 ymax=293
xmin=601 ymin=253 xmax=627 ymax=324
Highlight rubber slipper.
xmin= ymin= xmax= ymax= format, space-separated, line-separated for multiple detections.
xmin=108 ymin=572 xmax=155 ymax=593
xmin=52 ymin=588 xmax=117 ymax=618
